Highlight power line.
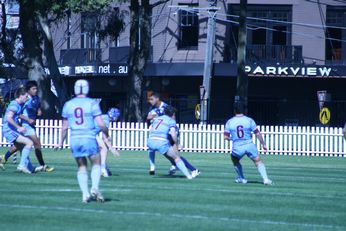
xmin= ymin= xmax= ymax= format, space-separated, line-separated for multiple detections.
xmin=204 ymin=10 xmax=346 ymax=30
xmin=193 ymin=10 xmax=346 ymax=43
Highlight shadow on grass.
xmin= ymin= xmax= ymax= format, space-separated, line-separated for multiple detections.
xmin=155 ymin=174 xmax=186 ymax=179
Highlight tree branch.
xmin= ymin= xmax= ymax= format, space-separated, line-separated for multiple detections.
xmin=150 ymin=0 xmax=170 ymax=9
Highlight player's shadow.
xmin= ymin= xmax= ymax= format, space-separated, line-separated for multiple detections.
xmin=91 ymin=198 xmax=119 ymax=203
xmin=246 ymin=180 xmax=263 ymax=184
xmin=156 ymin=174 xmax=186 ymax=179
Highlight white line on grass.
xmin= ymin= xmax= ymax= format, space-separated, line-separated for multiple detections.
xmin=0 ymin=188 xmax=132 ymax=193
xmin=0 ymin=203 xmax=344 ymax=230
xmin=110 ymin=184 xmax=346 ymax=200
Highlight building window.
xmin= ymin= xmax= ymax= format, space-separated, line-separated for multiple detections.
xmin=227 ymin=5 xmax=293 ymax=63
xmin=326 ymin=7 xmax=346 ymax=62
xmin=178 ymin=5 xmax=199 ymax=49
xmin=80 ymin=12 xmax=99 ymax=49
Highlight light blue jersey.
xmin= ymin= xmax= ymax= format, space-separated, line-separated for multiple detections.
xmin=3 ymin=100 xmax=22 ymax=132
xmin=149 ymin=115 xmax=176 ymax=140
xmin=224 ymin=115 xmax=259 ymax=159
xmin=2 ymin=100 xmax=23 ymax=143
xmin=94 ymin=114 xmax=110 ymax=134
xmin=62 ymin=97 xmax=102 ymax=157
xmin=148 ymin=115 xmax=176 ymax=154
xmin=62 ymin=97 xmax=102 ymax=139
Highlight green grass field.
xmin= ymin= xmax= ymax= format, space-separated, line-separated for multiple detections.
xmin=0 ymin=148 xmax=346 ymax=231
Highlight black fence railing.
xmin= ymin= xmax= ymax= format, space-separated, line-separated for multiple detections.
xmin=229 ymin=45 xmax=303 ymax=64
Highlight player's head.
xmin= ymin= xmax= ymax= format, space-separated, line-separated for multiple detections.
xmin=15 ymin=87 xmax=28 ymax=103
xmin=148 ymin=92 xmax=161 ymax=106
xmin=74 ymin=79 xmax=89 ymax=96
xmin=25 ymin=81 xmax=38 ymax=96
xmin=164 ymin=105 xmax=177 ymax=118
xmin=233 ymin=101 xmax=245 ymax=115
xmin=107 ymin=107 xmax=121 ymax=122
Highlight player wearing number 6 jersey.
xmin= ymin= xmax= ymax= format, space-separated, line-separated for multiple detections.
xmin=56 ymin=79 xmax=111 ymax=203
xmin=224 ymin=101 xmax=272 ymax=185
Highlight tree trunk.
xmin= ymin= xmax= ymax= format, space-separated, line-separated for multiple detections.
xmin=236 ymin=0 xmax=248 ymax=111
xmin=0 ymin=1 xmax=14 ymax=64
xmin=38 ymin=15 xmax=68 ymax=112
xmin=19 ymin=0 xmax=58 ymax=118
xmin=127 ymin=0 xmax=149 ymax=122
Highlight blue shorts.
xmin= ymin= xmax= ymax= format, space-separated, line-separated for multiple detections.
xmin=147 ymin=139 xmax=171 ymax=155
xmin=232 ymin=143 xmax=259 ymax=159
xmin=22 ymin=123 xmax=36 ymax=136
xmin=2 ymin=129 xmax=20 ymax=144
xmin=70 ymin=137 xmax=99 ymax=158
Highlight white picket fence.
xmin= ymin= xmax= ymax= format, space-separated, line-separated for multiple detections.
xmin=0 ymin=119 xmax=345 ymax=157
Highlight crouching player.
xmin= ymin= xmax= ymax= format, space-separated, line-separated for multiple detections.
xmin=56 ymin=79 xmax=111 ymax=203
xmin=94 ymin=107 xmax=120 ymax=177
xmin=1 ymin=87 xmax=42 ymax=174
xmin=147 ymin=105 xmax=193 ymax=179
xmin=224 ymin=101 xmax=272 ymax=185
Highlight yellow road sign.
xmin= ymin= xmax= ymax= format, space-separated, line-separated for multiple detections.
xmin=319 ymin=107 xmax=331 ymax=125
xmin=195 ymin=104 xmax=201 ymax=120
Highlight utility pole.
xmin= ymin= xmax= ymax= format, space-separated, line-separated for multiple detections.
xmin=200 ymin=0 xmax=218 ymax=125
xmin=236 ymin=0 xmax=248 ymax=110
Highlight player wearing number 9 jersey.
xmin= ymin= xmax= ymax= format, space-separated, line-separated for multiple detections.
xmin=224 ymin=101 xmax=272 ymax=185
xmin=57 ymin=79 xmax=111 ymax=203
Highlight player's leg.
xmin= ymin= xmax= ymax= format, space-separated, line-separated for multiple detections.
xmin=164 ymin=153 xmax=178 ymax=175
xmin=231 ymin=154 xmax=247 ymax=183
xmin=1 ymin=145 xmax=18 ymax=164
xmin=89 ymin=153 xmax=104 ymax=202
xmin=75 ymin=157 xmax=91 ymax=203
xmin=28 ymin=134 xmax=54 ymax=172
xmin=148 ymin=149 xmax=156 ymax=175
xmin=250 ymin=156 xmax=272 ymax=185
xmin=15 ymin=135 xmax=33 ymax=174
xmin=248 ymin=144 xmax=272 ymax=185
xmin=96 ymin=136 xmax=111 ymax=177
xmin=165 ymin=147 xmax=192 ymax=179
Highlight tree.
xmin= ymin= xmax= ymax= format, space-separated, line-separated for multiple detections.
xmin=18 ymin=0 xmax=112 ymax=117
xmin=236 ymin=0 xmax=248 ymax=111
xmin=126 ymin=0 xmax=169 ymax=122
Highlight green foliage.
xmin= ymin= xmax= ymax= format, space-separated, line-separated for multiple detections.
xmin=99 ymin=8 xmax=126 ymax=41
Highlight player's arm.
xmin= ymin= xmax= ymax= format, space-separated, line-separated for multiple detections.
xmin=146 ymin=111 xmax=157 ymax=121
xmin=37 ymin=108 xmax=42 ymax=117
xmin=55 ymin=118 xmax=68 ymax=149
xmin=95 ymin=115 xmax=109 ymax=138
xmin=95 ymin=115 xmax=120 ymax=156
xmin=224 ymin=132 xmax=231 ymax=141
xmin=7 ymin=111 xmax=26 ymax=133
xmin=254 ymin=129 xmax=268 ymax=151
xmin=19 ymin=114 xmax=35 ymax=126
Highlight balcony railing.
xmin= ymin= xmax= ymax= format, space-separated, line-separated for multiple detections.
xmin=60 ymin=48 xmax=101 ymax=65
xmin=230 ymin=45 xmax=303 ymax=64
xmin=109 ymin=46 xmax=153 ymax=63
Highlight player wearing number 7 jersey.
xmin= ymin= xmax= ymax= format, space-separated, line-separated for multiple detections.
xmin=56 ymin=79 xmax=111 ymax=203
xmin=224 ymin=101 xmax=272 ymax=185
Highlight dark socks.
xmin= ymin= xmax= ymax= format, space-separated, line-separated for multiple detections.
xmin=4 ymin=151 xmax=12 ymax=161
xmin=180 ymin=156 xmax=196 ymax=171
xmin=35 ymin=149 xmax=45 ymax=166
